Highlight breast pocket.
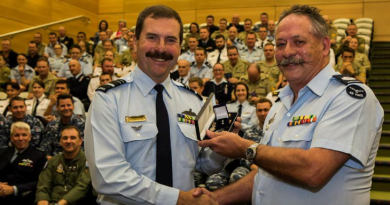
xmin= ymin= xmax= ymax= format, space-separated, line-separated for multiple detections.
xmin=280 ymin=124 xmax=314 ymax=149
xmin=121 ymin=122 xmax=158 ymax=168
xmin=177 ymin=122 xmax=198 ymax=168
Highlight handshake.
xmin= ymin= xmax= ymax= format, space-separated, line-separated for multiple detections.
xmin=177 ymin=188 xmax=219 ymax=205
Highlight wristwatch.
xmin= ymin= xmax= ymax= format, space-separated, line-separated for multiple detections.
xmin=246 ymin=143 xmax=260 ymax=163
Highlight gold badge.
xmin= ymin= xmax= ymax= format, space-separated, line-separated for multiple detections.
xmin=125 ymin=115 xmax=146 ymax=123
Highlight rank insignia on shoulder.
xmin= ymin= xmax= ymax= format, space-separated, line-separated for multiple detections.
xmin=191 ymin=61 xmax=196 ymax=66
xmin=176 ymin=83 xmax=203 ymax=101
xmin=272 ymin=91 xmax=279 ymax=96
xmin=346 ymin=84 xmax=366 ymax=99
xmin=125 ymin=115 xmax=146 ymax=123
xmin=333 ymin=75 xmax=362 ymax=85
xmin=96 ymin=79 xmax=126 ymax=93
xmin=287 ymin=115 xmax=317 ymax=126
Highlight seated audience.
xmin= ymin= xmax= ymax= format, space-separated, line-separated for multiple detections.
xmin=226 ymin=82 xmax=257 ymax=132
xmin=44 ymin=32 xmax=67 ymax=58
xmin=190 ymin=47 xmax=213 ymax=83
xmin=36 ymin=125 xmax=92 ymax=205
xmin=27 ymin=57 xmax=57 ymax=98
xmin=48 ymin=44 xmax=66 ymax=76
xmin=65 ymin=60 xmax=90 ymax=111
xmin=0 ymin=39 xmax=18 ymax=69
xmin=26 ymin=41 xmax=41 ymax=69
xmin=58 ymin=45 xmax=92 ymax=79
xmin=25 ymin=81 xmax=50 ymax=117
xmin=0 ymin=82 xmax=21 ymax=117
xmin=4 ymin=97 xmax=45 ymax=149
xmin=40 ymin=94 xmax=85 ymax=157
xmin=337 ymin=23 xmax=366 ymax=55
xmin=173 ymin=59 xmax=191 ymax=86
xmin=202 ymin=63 xmax=233 ymax=105
xmin=334 ymin=47 xmax=366 ymax=84
xmin=10 ymin=54 xmax=35 ymax=91
xmin=0 ymin=55 xmax=11 ymax=92
xmin=43 ymin=80 xmax=85 ymax=121
xmin=0 ymin=122 xmax=47 ymax=205
xmin=222 ymin=46 xmax=250 ymax=84
xmin=240 ymin=63 xmax=275 ymax=103
xmin=88 ymin=58 xmax=121 ymax=101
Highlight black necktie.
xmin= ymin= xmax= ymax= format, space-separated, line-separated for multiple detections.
xmin=32 ymin=99 xmax=39 ymax=116
xmin=154 ymin=84 xmax=173 ymax=187
xmin=180 ymin=78 xmax=184 ymax=84
xmin=217 ymin=49 xmax=222 ymax=63
xmin=261 ymin=41 xmax=264 ymax=48
xmin=237 ymin=104 xmax=243 ymax=117
xmin=3 ymin=104 xmax=9 ymax=116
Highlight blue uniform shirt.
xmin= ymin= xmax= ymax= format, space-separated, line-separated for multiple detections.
xmin=253 ymin=64 xmax=384 ymax=205
xmin=190 ymin=61 xmax=213 ymax=79
xmin=178 ymin=50 xmax=195 ymax=65
xmin=85 ymin=66 xmax=225 ymax=205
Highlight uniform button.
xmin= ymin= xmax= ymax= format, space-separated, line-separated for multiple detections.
xmin=136 ymin=134 xmax=141 ymax=137
xmin=287 ymin=113 xmax=291 ymax=117
xmin=277 ymin=138 xmax=281 ymax=142
xmin=294 ymin=134 xmax=299 ymax=138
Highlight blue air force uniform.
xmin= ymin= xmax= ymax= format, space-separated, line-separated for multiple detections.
xmin=253 ymin=64 xmax=384 ymax=205
xmin=85 ymin=66 xmax=226 ymax=205
xmin=190 ymin=61 xmax=213 ymax=79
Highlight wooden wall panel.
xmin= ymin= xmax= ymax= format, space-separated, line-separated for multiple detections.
xmin=0 ymin=0 xmax=51 ymax=25
xmin=100 ymin=0 xmax=124 ymax=14
xmin=124 ymin=0 xmax=196 ymax=13
xmin=276 ymin=0 xmax=362 ymax=6
xmin=0 ymin=18 xmax=32 ymax=35
xmin=124 ymin=13 xmax=140 ymax=29
xmin=364 ymin=1 xmax=390 ymax=40
xmin=60 ymin=0 xmax=98 ymax=13
xmin=196 ymin=0 xmax=275 ymax=9
xmin=51 ymin=0 xmax=98 ymax=38
xmin=177 ymin=10 xmax=197 ymax=25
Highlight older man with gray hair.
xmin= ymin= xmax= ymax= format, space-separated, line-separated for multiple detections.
xmin=195 ymin=4 xmax=383 ymax=205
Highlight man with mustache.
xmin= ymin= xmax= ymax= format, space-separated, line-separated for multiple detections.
xmin=194 ymin=4 xmax=383 ymax=205
xmin=85 ymin=5 xmax=225 ymax=205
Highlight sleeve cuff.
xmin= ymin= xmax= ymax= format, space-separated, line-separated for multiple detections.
xmin=13 ymin=186 xmax=18 ymax=196
xmin=156 ymin=186 xmax=179 ymax=205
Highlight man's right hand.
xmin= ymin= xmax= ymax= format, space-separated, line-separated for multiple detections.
xmin=177 ymin=189 xmax=218 ymax=205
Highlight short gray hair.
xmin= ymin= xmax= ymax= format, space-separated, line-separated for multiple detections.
xmin=277 ymin=5 xmax=328 ymax=39
xmin=11 ymin=122 xmax=31 ymax=136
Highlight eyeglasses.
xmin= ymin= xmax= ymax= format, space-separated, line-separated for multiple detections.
xmin=213 ymin=69 xmax=224 ymax=72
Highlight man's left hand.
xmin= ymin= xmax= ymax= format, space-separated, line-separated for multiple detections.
xmin=199 ymin=130 xmax=252 ymax=158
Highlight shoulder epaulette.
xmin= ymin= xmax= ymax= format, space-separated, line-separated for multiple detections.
xmin=173 ymin=81 xmax=203 ymax=101
xmin=191 ymin=61 xmax=196 ymax=66
xmin=205 ymin=61 xmax=212 ymax=68
xmin=96 ymin=79 xmax=127 ymax=93
xmin=272 ymin=91 xmax=280 ymax=96
xmin=333 ymin=74 xmax=362 ymax=85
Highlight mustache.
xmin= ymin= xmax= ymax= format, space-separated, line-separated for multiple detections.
xmin=277 ymin=57 xmax=311 ymax=67
xmin=145 ymin=51 xmax=173 ymax=61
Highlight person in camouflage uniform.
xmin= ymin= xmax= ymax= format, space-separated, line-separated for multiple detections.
xmin=36 ymin=125 xmax=92 ymax=205
xmin=205 ymin=98 xmax=273 ymax=191
xmin=40 ymin=94 xmax=85 ymax=157
xmin=240 ymin=63 xmax=275 ymax=103
xmin=4 ymin=96 xmax=44 ymax=149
